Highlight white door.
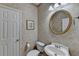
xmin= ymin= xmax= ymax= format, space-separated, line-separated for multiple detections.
xmin=0 ymin=7 xmax=20 ymax=56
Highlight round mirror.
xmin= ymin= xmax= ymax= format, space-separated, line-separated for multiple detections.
xmin=49 ymin=10 xmax=72 ymax=35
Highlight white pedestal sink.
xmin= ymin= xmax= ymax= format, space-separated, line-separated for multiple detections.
xmin=44 ymin=44 xmax=70 ymax=56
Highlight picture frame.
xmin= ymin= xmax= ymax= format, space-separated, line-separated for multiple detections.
xmin=26 ymin=20 xmax=35 ymax=30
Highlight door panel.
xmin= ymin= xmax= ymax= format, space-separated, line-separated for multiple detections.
xmin=0 ymin=7 xmax=20 ymax=56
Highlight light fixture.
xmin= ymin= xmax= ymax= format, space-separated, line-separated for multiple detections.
xmin=53 ymin=3 xmax=60 ymax=8
xmin=48 ymin=3 xmax=60 ymax=11
xmin=48 ymin=5 xmax=54 ymax=11
xmin=48 ymin=3 xmax=68 ymax=11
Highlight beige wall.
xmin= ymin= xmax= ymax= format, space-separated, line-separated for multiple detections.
xmin=1 ymin=3 xmax=38 ymax=55
xmin=38 ymin=3 xmax=79 ymax=56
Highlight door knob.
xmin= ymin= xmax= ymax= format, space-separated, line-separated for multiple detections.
xmin=16 ymin=39 xmax=19 ymax=42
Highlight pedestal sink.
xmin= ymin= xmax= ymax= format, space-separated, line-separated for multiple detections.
xmin=44 ymin=44 xmax=70 ymax=56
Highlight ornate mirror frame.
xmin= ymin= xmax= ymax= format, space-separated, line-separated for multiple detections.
xmin=49 ymin=10 xmax=72 ymax=35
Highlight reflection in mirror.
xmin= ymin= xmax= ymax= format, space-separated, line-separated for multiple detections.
xmin=49 ymin=10 xmax=72 ymax=35
xmin=62 ymin=18 xmax=69 ymax=31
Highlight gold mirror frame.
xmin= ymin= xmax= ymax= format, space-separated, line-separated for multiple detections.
xmin=49 ymin=10 xmax=72 ymax=35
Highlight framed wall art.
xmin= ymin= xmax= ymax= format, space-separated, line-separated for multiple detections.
xmin=26 ymin=20 xmax=35 ymax=30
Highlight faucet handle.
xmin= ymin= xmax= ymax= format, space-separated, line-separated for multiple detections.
xmin=55 ymin=45 xmax=61 ymax=48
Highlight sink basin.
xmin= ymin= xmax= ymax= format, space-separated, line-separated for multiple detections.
xmin=44 ymin=45 xmax=70 ymax=56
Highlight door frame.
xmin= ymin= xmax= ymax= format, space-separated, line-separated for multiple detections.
xmin=0 ymin=4 xmax=23 ymax=56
